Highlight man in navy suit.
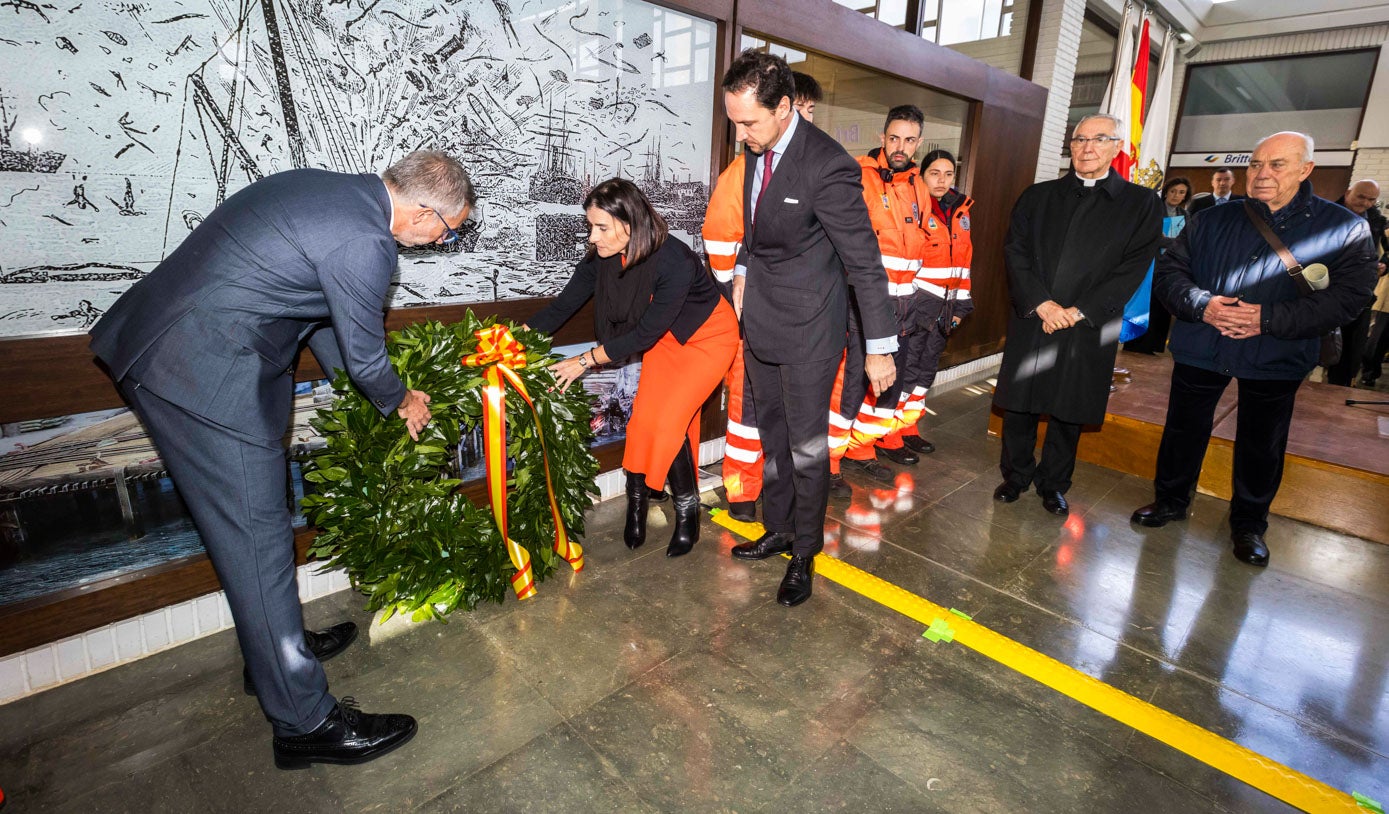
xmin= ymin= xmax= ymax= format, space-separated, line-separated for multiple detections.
xmin=721 ymin=50 xmax=897 ymax=607
xmin=90 ymin=150 xmax=474 ymax=769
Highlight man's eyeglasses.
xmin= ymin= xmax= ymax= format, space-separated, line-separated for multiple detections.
xmin=424 ymin=204 xmax=460 ymax=245
xmin=1069 ymin=136 xmax=1122 ymax=147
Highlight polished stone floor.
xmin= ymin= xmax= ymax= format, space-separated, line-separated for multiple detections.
xmin=3 ymin=374 xmax=1387 ymax=813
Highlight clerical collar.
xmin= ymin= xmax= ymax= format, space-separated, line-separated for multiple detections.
xmin=1078 ymin=171 xmax=1109 ymax=187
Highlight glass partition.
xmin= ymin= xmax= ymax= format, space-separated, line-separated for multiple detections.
xmin=740 ymin=34 xmax=971 ymax=181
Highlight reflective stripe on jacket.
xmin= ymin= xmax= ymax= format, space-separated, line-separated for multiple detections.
xmin=702 ymin=157 xmax=746 ymax=283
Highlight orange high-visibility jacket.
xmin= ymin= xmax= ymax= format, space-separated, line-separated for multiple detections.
xmin=917 ymin=191 xmax=975 ymax=317
xmin=857 ymin=149 xmax=931 ymax=298
xmin=702 ymin=156 xmax=746 ymax=284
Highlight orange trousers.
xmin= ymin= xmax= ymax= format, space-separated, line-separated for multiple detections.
xmin=624 ymin=298 xmax=739 ymax=489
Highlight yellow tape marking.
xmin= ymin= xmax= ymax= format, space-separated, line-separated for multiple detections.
xmin=711 ymin=510 xmax=1363 ymax=813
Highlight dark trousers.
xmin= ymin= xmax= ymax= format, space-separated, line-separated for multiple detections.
xmin=122 ymin=379 xmax=334 ymax=737
xmin=1327 ymin=308 xmax=1372 ymax=386
xmin=902 ymin=323 xmax=950 ymax=393
xmin=1153 ymin=363 xmax=1301 ymax=535
xmin=744 ymin=346 xmax=839 ymax=556
xmin=1000 ymin=410 xmax=1083 ymax=494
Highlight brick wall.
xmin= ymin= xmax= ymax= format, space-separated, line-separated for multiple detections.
xmin=1028 ymin=0 xmax=1088 ymax=181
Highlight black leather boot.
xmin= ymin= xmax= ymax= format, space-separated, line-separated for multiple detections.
xmin=665 ymin=441 xmax=701 ymax=557
xmin=623 ymin=470 xmax=649 ymax=549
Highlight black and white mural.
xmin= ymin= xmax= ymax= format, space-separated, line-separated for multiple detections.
xmin=0 ymin=0 xmax=715 ymax=337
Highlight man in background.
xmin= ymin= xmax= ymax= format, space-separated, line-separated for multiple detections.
xmin=1326 ymin=179 xmax=1387 ymax=386
xmin=1187 ymin=167 xmax=1243 ymax=216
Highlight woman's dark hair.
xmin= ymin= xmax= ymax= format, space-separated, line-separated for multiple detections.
xmin=921 ymin=148 xmax=956 ymax=169
xmin=583 ymin=178 xmax=668 ymax=268
xmin=1162 ymin=176 xmax=1192 ymax=202
xmin=721 ymin=49 xmax=795 ymax=112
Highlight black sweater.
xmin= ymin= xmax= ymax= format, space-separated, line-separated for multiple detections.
xmin=528 ymin=238 xmax=720 ymax=360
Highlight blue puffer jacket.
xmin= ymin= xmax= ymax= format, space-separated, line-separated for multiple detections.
xmin=1155 ymin=181 xmax=1377 ymax=380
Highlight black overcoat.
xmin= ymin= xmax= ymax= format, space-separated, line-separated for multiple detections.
xmin=993 ymin=172 xmax=1163 ymax=424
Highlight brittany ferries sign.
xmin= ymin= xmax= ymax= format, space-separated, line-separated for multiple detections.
xmin=1170 ymin=151 xmax=1354 ymax=167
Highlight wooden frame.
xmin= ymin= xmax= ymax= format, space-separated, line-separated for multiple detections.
xmin=1 ymin=0 xmax=1047 ymax=657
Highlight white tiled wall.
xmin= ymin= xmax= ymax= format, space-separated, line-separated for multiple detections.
xmin=0 ymin=562 xmax=351 ymax=705
xmin=1 ymin=355 xmax=1001 ymax=706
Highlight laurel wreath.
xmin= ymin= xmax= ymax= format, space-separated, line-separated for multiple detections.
xmin=300 ymin=312 xmax=599 ymax=622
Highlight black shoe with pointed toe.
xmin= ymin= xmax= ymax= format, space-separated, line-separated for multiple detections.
xmin=1131 ymin=500 xmax=1187 ymax=527
xmin=732 ymin=531 xmax=794 ymax=560
xmin=777 ymin=553 xmax=815 ymax=607
xmin=1231 ymin=531 xmax=1270 ymax=567
xmin=993 ymin=481 xmax=1023 ymax=503
xmin=1039 ymin=490 xmax=1069 ymax=515
xmin=272 ymin=698 xmax=417 ymax=770
xmin=244 ymin=622 xmax=359 ymax=696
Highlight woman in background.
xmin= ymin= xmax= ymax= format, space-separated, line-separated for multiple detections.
xmin=528 ymin=178 xmax=738 ymax=557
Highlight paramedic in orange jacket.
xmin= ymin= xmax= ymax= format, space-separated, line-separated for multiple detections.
xmin=702 ymin=72 xmax=823 ymax=522
xmin=836 ymin=105 xmax=934 ymax=480
xmin=894 ymin=148 xmax=974 ymax=455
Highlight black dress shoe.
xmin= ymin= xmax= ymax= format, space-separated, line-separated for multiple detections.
xmin=777 ymin=553 xmax=816 ymax=607
xmin=1131 ymin=501 xmax=1187 ymax=527
xmin=1231 ymin=531 xmax=1270 ymax=567
xmin=828 ymin=474 xmax=851 ymax=497
xmin=902 ymin=436 xmax=935 ymax=454
xmin=272 ymin=698 xmax=417 ymax=770
xmin=877 ymin=445 xmax=919 ymax=466
xmin=844 ymin=457 xmax=894 ymax=482
xmin=1039 ymin=490 xmax=1069 ymax=515
xmin=727 ymin=500 xmax=757 ymax=523
xmin=993 ymin=482 xmax=1023 ymax=502
xmin=647 ymin=488 xmax=669 ymax=503
xmin=731 ymin=531 xmax=794 ymax=560
xmin=245 ymin=622 xmax=359 ymax=696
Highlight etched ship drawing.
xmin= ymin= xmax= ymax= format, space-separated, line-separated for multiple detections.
xmin=0 ymin=93 xmax=66 ymax=174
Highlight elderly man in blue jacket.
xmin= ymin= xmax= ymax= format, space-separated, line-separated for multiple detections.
xmin=1131 ymin=132 xmax=1376 ymax=567
xmin=91 ymin=150 xmax=473 ymax=767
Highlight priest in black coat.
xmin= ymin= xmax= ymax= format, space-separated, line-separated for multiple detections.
xmin=992 ymin=114 xmax=1163 ymax=515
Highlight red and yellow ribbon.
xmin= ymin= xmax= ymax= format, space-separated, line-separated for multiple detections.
xmin=463 ymin=324 xmax=584 ymax=599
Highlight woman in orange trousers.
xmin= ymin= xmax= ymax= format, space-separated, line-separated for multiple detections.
xmin=528 ymin=178 xmax=738 ymax=557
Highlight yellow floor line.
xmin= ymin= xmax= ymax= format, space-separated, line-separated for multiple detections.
xmin=711 ymin=510 xmax=1370 ymax=813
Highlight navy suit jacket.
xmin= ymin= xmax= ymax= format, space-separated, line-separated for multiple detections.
xmin=90 ymin=169 xmax=406 ymax=439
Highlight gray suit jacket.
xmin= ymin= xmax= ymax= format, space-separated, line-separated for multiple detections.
xmin=738 ymin=120 xmax=895 ymax=364
xmin=90 ymin=169 xmax=406 ymax=439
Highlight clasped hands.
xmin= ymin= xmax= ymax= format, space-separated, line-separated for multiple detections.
xmin=1036 ymin=300 xmax=1084 ymax=335
xmin=1202 ymin=295 xmax=1262 ymax=340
